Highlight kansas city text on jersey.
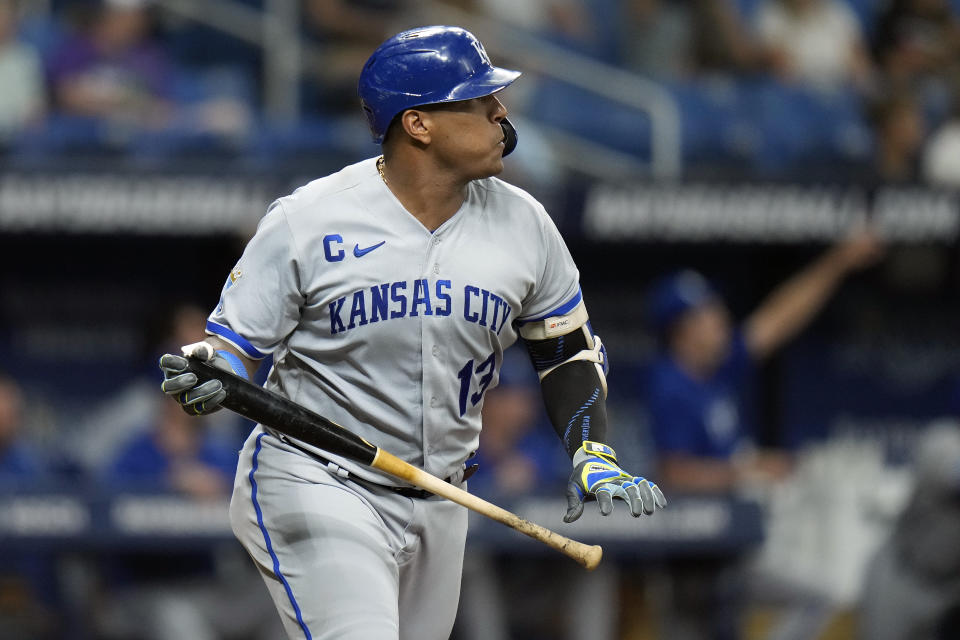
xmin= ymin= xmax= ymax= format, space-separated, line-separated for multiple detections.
xmin=327 ymin=278 xmax=512 ymax=336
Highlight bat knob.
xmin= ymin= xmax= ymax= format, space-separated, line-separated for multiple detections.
xmin=582 ymin=545 xmax=603 ymax=571
xmin=181 ymin=341 xmax=215 ymax=361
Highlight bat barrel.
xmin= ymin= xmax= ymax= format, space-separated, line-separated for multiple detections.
xmin=186 ymin=358 xmax=379 ymax=466
xmin=372 ymin=449 xmax=604 ymax=570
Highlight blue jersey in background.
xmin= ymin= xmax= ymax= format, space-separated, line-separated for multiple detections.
xmin=646 ymin=331 xmax=754 ymax=459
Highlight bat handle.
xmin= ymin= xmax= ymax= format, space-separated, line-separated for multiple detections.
xmin=372 ymin=449 xmax=603 ymax=571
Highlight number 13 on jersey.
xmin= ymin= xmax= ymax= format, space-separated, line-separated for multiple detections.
xmin=457 ymin=351 xmax=497 ymax=417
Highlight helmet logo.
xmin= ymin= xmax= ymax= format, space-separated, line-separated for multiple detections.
xmin=470 ymin=40 xmax=491 ymax=65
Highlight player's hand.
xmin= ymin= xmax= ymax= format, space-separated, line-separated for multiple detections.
xmin=159 ymin=341 xmax=242 ymax=415
xmin=563 ymin=441 xmax=667 ymax=523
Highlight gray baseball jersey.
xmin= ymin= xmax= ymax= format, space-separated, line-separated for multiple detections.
xmin=216 ymin=157 xmax=584 ymax=640
xmin=208 ymin=156 xmax=582 ymax=481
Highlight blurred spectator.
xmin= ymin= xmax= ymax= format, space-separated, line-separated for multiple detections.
xmin=0 ymin=373 xmax=59 ymax=637
xmin=472 ymin=0 xmax=603 ymax=57
xmin=94 ymin=398 xmax=281 ymax=640
xmin=859 ymin=421 xmax=960 ymax=640
xmin=755 ymin=0 xmax=874 ymax=91
xmin=646 ymin=231 xmax=884 ymax=493
xmin=303 ymin=0 xmax=402 ymax=45
xmin=301 ymin=0 xmax=407 ymax=114
xmin=872 ymin=0 xmax=960 ymax=90
xmin=616 ymin=0 xmax=694 ymax=79
xmin=106 ymin=398 xmax=237 ymax=497
xmin=0 ymin=373 xmax=43 ymax=481
xmin=922 ymin=78 xmax=960 ymax=187
xmin=692 ymin=0 xmax=765 ymax=74
xmin=0 ymin=0 xmax=45 ymax=141
xmin=617 ymin=0 xmax=764 ymax=78
xmin=47 ymin=0 xmax=174 ymax=130
xmin=67 ymin=303 xmax=234 ymax=474
xmin=869 ymin=91 xmax=926 ymax=183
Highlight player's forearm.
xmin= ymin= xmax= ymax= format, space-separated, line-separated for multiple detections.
xmin=745 ymin=248 xmax=849 ymax=359
xmin=204 ymin=336 xmax=258 ymax=380
xmin=540 ymin=360 xmax=608 ymax=459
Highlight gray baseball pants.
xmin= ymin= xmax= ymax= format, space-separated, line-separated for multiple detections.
xmin=229 ymin=426 xmax=468 ymax=640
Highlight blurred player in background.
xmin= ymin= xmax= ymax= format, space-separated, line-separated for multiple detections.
xmin=160 ymin=25 xmax=665 ymax=640
xmin=644 ymin=230 xmax=883 ymax=640
xmin=646 ymin=230 xmax=884 ymax=492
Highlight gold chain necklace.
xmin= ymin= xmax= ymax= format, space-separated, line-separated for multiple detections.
xmin=376 ymin=156 xmax=387 ymax=185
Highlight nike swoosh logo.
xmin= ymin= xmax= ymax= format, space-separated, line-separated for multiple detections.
xmin=353 ymin=241 xmax=386 ymax=258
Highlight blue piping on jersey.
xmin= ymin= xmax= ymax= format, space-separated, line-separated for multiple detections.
xmin=206 ymin=320 xmax=266 ymax=360
xmin=250 ymin=432 xmax=313 ymax=639
xmin=563 ymin=387 xmax=600 ymax=450
xmin=517 ymin=289 xmax=582 ymax=325
xmin=215 ymin=350 xmax=250 ymax=380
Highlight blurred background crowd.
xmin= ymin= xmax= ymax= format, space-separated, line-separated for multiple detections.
xmin=0 ymin=0 xmax=957 ymax=181
xmin=1 ymin=0 xmax=960 ymax=639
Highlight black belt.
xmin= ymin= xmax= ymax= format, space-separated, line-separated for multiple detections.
xmin=389 ymin=464 xmax=479 ymax=499
xmin=275 ymin=431 xmax=478 ymax=499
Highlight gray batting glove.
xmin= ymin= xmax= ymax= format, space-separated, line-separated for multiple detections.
xmin=159 ymin=341 xmax=233 ymax=415
xmin=564 ymin=441 xmax=667 ymax=523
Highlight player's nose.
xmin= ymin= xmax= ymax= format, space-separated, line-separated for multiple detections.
xmin=490 ymin=95 xmax=508 ymax=122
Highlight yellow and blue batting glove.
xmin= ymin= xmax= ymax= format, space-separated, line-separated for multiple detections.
xmin=159 ymin=341 xmax=248 ymax=416
xmin=564 ymin=441 xmax=667 ymax=523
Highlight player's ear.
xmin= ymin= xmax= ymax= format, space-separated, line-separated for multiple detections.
xmin=399 ymin=109 xmax=432 ymax=146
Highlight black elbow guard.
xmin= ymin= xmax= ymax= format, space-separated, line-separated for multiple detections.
xmin=523 ymin=324 xmax=608 ymax=397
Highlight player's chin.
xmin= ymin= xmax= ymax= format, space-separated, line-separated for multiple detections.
xmin=486 ymin=150 xmax=505 ymax=175
xmin=469 ymin=159 xmax=503 ymax=181
xmin=464 ymin=147 xmax=505 ymax=180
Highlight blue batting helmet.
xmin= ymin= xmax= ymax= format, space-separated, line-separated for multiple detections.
xmin=358 ymin=26 xmax=521 ymax=145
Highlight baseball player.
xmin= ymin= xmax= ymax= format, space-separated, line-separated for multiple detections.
xmin=159 ymin=26 xmax=666 ymax=640
xmin=646 ymin=231 xmax=883 ymax=491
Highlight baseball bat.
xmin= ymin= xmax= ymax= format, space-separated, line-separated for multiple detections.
xmin=185 ymin=356 xmax=603 ymax=571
